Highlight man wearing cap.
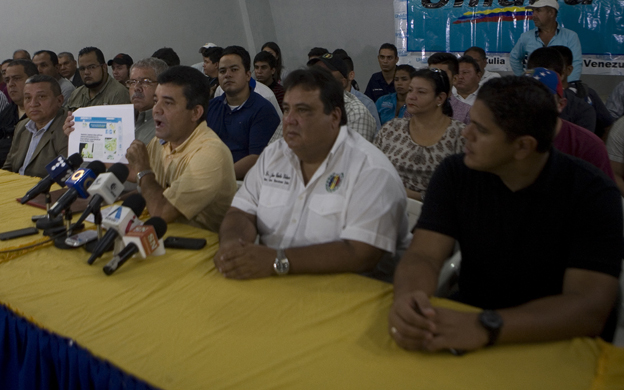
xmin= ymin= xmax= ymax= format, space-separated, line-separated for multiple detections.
xmin=108 ymin=53 xmax=133 ymax=86
xmin=32 ymin=50 xmax=75 ymax=105
xmin=66 ymin=47 xmax=131 ymax=111
xmin=510 ymin=0 xmax=583 ymax=82
xmin=528 ymin=67 xmax=614 ymax=179
xmin=269 ymin=53 xmax=377 ymax=143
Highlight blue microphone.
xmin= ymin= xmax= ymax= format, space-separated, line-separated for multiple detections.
xmin=48 ymin=160 xmax=106 ymax=218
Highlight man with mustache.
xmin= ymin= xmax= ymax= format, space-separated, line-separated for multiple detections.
xmin=65 ymin=46 xmax=130 ymax=111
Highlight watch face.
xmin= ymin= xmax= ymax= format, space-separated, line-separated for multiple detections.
xmin=480 ymin=310 xmax=503 ymax=329
xmin=274 ymin=258 xmax=289 ymax=275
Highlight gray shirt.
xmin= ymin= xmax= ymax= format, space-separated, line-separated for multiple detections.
xmin=135 ymin=109 xmax=155 ymax=145
xmin=57 ymin=77 xmax=76 ymax=106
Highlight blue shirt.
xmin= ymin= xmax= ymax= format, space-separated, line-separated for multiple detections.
xmin=509 ymin=24 xmax=583 ymax=82
xmin=206 ymin=91 xmax=280 ymax=163
xmin=375 ymin=93 xmax=406 ymax=126
xmin=364 ymin=71 xmax=395 ymax=103
xmin=351 ymin=89 xmax=381 ymax=132
xmin=19 ymin=119 xmax=54 ymax=175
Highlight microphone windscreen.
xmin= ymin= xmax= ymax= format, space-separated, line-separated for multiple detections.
xmin=122 ymin=194 xmax=146 ymax=217
xmin=66 ymin=153 xmax=84 ymax=168
xmin=143 ymin=217 xmax=168 ymax=238
xmin=107 ymin=163 xmax=129 ymax=183
xmin=86 ymin=160 xmax=106 ymax=175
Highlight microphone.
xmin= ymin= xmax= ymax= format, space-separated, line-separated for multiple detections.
xmin=20 ymin=153 xmax=84 ymax=204
xmin=103 ymin=217 xmax=167 ymax=275
xmin=87 ymin=194 xmax=146 ymax=265
xmin=72 ymin=163 xmax=129 ymax=228
xmin=48 ymin=160 xmax=106 ymax=218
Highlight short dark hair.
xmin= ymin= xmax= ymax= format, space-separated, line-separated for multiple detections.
xmin=157 ymin=66 xmax=211 ymax=121
xmin=58 ymin=52 xmax=75 ymax=61
xmin=200 ymin=47 xmax=223 ymax=63
xmin=283 ymin=67 xmax=347 ymax=126
xmin=526 ymin=47 xmax=564 ymax=76
xmin=464 ymin=46 xmax=487 ymax=61
xmin=308 ymin=47 xmax=329 ymax=58
xmin=477 ymin=76 xmax=557 ymax=153
xmin=152 ymin=47 xmax=180 ymax=67
xmin=8 ymin=59 xmax=39 ymax=77
xmin=254 ymin=51 xmax=277 ymax=69
xmin=411 ymin=68 xmax=453 ymax=118
xmin=221 ymin=46 xmax=251 ymax=72
xmin=33 ymin=50 xmax=59 ymax=66
xmin=458 ymin=55 xmax=481 ymax=74
xmin=25 ymin=74 xmax=62 ymax=97
xmin=396 ymin=64 xmax=415 ymax=75
xmin=428 ymin=52 xmax=459 ymax=76
xmin=379 ymin=43 xmax=398 ymax=58
xmin=78 ymin=47 xmax=106 ymax=65
xmin=2 ymin=59 xmax=12 ymax=67
xmin=550 ymin=46 xmax=573 ymax=67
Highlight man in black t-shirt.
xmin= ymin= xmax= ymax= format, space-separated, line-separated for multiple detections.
xmin=389 ymin=76 xmax=622 ymax=353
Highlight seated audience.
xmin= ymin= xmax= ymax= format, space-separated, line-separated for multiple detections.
xmin=452 ymin=56 xmax=482 ymax=106
xmin=464 ymin=46 xmax=500 ymax=86
xmin=108 ymin=53 xmax=133 ymax=86
xmin=307 ymin=47 xmax=329 ymax=60
xmin=254 ymin=51 xmax=284 ymax=111
xmin=1 ymin=59 xmax=12 ymax=102
xmin=374 ymin=68 xmax=465 ymax=201
xmin=270 ymin=53 xmax=377 ymax=143
xmin=606 ymin=80 xmax=624 ymax=120
xmin=365 ymin=43 xmax=398 ymax=102
xmin=206 ymin=46 xmax=281 ymax=180
xmin=0 ymin=60 xmax=38 ymax=166
xmin=261 ymin=42 xmax=285 ymax=83
xmin=214 ymin=67 xmax=410 ymax=281
xmin=58 ymin=52 xmax=83 ymax=87
xmin=376 ymin=64 xmax=414 ymax=126
xmin=32 ymin=50 xmax=75 ymax=104
xmin=551 ymin=46 xmax=614 ymax=139
xmin=13 ymin=50 xmax=30 ymax=60
xmin=65 ymin=47 xmax=131 ymax=110
xmin=389 ymin=76 xmax=621 ymax=352
xmin=606 ymin=116 xmax=624 ymax=195
xmin=336 ymin=53 xmax=380 ymax=131
xmin=526 ymin=47 xmax=596 ymax=133
xmin=2 ymin=75 xmax=67 ymax=177
xmin=122 ymin=66 xmax=236 ymax=232
xmin=200 ymin=45 xmax=223 ymax=99
xmin=528 ymin=68 xmax=614 ymax=179
xmin=151 ymin=47 xmax=180 ymax=67
xmin=427 ymin=53 xmax=472 ymax=125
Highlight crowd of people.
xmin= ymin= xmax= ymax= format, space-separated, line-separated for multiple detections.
xmin=1 ymin=0 xmax=623 ymax=354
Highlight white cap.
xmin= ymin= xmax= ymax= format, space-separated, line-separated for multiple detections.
xmin=201 ymin=42 xmax=217 ymax=49
xmin=527 ymin=0 xmax=560 ymax=11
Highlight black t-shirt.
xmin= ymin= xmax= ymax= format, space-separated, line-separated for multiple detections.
xmin=417 ymin=150 xmax=622 ymax=310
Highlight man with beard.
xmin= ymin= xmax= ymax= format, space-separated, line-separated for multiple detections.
xmin=65 ymin=47 xmax=130 ymax=111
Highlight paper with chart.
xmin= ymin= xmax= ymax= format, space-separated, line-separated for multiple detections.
xmin=68 ymin=104 xmax=135 ymax=164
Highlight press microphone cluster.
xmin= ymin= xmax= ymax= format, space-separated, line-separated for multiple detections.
xmin=103 ymin=217 xmax=167 ymax=275
xmin=20 ymin=153 xmax=84 ymax=204
xmin=48 ymin=160 xmax=107 ymax=218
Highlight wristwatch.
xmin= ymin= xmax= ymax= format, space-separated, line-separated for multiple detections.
xmin=136 ymin=169 xmax=154 ymax=194
xmin=478 ymin=310 xmax=504 ymax=347
xmin=273 ymin=248 xmax=290 ymax=276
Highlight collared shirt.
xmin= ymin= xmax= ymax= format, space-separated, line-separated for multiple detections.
xmin=479 ymin=70 xmax=501 ymax=86
xmin=57 ymin=77 xmax=76 ymax=106
xmin=364 ymin=71 xmax=395 ymax=103
xmin=214 ymin=79 xmax=283 ymax=119
xmin=146 ymin=121 xmax=237 ymax=232
xmin=606 ymin=116 xmax=624 ymax=164
xmin=509 ymin=24 xmax=583 ymax=81
xmin=351 ymin=88 xmax=381 ymax=132
xmin=66 ymin=75 xmax=131 ymax=111
xmin=135 ymin=109 xmax=155 ymax=145
xmin=232 ymin=125 xmax=411 ymax=256
xmin=606 ymin=81 xmax=624 ymax=120
xmin=375 ymin=92 xmax=406 ymax=126
xmin=18 ymin=119 xmax=54 ymax=175
xmin=268 ymin=80 xmax=285 ymax=112
xmin=0 ymin=90 xmax=8 ymax=112
xmin=452 ymin=86 xmax=479 ymax=106
xmin=269 ymin=91 xmax=377 ymax=144
xmin=206 ymin=91 xmax=281 ymax=163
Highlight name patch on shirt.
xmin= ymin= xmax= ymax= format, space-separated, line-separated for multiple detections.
xmin=264 ymin=170 xmax=291 ymax=187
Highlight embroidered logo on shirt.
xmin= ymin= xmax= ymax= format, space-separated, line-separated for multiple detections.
xmin=325 ymin=173 xmax=344 ymax=193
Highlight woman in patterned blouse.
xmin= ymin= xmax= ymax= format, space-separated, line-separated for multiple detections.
xmin=373 ymin=68 xmax=466 ymax=200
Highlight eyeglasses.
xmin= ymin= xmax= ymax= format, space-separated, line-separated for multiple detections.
xmin=78 ymin=64 xmax=102 ymax=73
xmin=125 ymin=78 xmax=156 ymax=88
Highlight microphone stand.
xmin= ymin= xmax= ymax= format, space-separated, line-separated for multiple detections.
xmin=35 ymin=190 xmax=64 ymax=230
xmin=84 ymin=205 xmax=111 ymax=254
xmin=53 ymin=208 xmax=77 ymax=249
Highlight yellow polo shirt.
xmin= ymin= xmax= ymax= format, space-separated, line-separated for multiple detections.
xmin=147 ymin=121 xmax=236 ymax=232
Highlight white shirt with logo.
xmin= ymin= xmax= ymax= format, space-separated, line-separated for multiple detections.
xmin=232 ymin=125 xmax=411 ymax=254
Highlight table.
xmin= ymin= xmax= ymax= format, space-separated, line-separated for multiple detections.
xmin=0 ymin=170 xmax=623 ymax=389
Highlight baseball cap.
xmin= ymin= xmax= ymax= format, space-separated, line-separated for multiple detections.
xmin=309 ymin=53 xmax=349 ymax=79
xmin=107 ymin=53 xmax=133 ymax=67
xmin=527 ymin=0 xmax=560 ymax=11
xmin=525 ymin=67 xmax=563 ymax=97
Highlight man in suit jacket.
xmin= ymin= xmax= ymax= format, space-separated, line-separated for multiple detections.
xmin=2 ymin=75 xmax=68 ymax=178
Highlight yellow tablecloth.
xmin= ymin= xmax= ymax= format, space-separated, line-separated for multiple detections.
xmin=0 ymin=170 xmax=623 ymax=389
